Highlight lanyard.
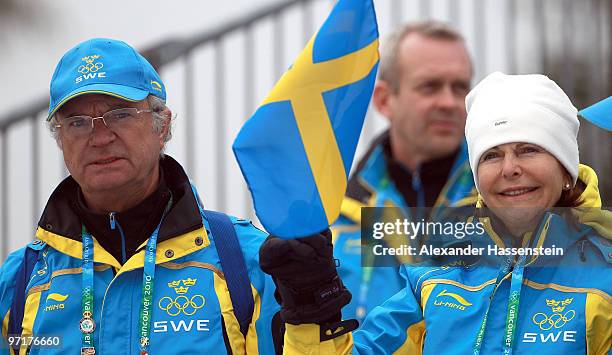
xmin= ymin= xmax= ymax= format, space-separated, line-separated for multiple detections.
xmin=137 ymin=219 xmax=163 ymax=355
xmin=81 ymin=226 xmax=96 ymax=354
xmin=473 ymin=255 xmax=512 ymax=355
xmin=80 ymin=200 xmax=171 ymax=355
xmin=503 ymin=254 xmax=525 ymax=354
xmin=472 ymin=254 xmax=525 ymax=355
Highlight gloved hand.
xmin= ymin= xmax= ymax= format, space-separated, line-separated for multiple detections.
xmin=259 ymin=230 xmax=352 ymax=325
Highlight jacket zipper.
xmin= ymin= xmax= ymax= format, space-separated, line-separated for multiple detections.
xmin=411 ymin=167 xmax=425 ymax=221
xmin=109 ymin=212 xmax=127 ymax=264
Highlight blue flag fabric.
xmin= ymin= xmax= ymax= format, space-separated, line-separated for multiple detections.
xmin=232 ymin=0 xmax=379 ymax=238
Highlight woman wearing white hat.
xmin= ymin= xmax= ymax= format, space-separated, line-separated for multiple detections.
xmin=261 ymin=72 xmax=611 ymax=354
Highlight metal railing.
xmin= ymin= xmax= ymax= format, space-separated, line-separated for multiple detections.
xmin=1 ymin=0 xmax=610 ymax=260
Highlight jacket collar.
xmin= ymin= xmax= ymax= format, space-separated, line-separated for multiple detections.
xmin=472 ymin=164 xmax=612 ymax=264
xmin=475 ymin=164 xmax=610 ymax=239
xmin=342 ymin=131 xmax=473 ymax=222
xmin=37 ymin=155 xmax=203 ymax=244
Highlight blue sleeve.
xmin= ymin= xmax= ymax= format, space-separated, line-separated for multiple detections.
xmin=0 ymin=248 xmax=27 ymax=354
xmin=232 ymin=219 xmax=281 ymax=354
xmin=353 ymin=272 xmax=425 ymax=354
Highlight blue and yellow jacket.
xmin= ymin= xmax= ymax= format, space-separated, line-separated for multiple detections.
xmin=0 ymin=157 xmax=280 ymax=354
xmin=286 ymin=164 xmax=612 ymax=354
xmin=332 ymin=133 xmax=476 ymax=321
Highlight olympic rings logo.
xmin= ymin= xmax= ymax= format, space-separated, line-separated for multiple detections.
xmin=78 ymin=62 xmax=104 ymax=74
xmin=158 ymin=295 xmax=205 ymax=316
xmin=532 ymin=310 xmax=575 ymax=330
xmin=509 ymin=291 xmax=519 ymax=303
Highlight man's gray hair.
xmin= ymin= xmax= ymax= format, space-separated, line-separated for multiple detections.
xmin=47 ymin=95 xmax=173 ymax=151
xmin=379 ymin=20 xmax=468 ymax=92
xmin=148 ymin=95 xmax=172 ymax=144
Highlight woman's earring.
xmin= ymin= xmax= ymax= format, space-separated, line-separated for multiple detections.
xmin=564 ymin=182 xmax=571 ymax=191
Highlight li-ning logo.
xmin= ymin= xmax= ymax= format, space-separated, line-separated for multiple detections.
xmin=75 ymin=55 xmax=106 ymax=83
xmin=532 ymin=298 xmax=575 ymax=330
xmin=433 ymin=289 xmax=472 ymax=311
xmin=151 ymin=80 xmax=163 ymax=92
xmin=158 ymin=278 xmax=205 ymax=316
xmin=44 ymin=293 xmax=69 ymax=312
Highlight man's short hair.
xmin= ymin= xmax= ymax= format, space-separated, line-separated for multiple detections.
xmin=379 ymin=20 xmax=468 ymax=92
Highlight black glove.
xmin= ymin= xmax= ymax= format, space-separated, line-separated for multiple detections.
xmin=259 ymin=230 xmax=352 ymax=326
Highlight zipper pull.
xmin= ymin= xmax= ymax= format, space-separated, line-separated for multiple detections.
xmin=411 ymin=167 xmax=422 ymax=192
xmin=411 ymin=166 xmax=425 ymax=222
xmin=109 ymin=212 xmax=116 ymax=230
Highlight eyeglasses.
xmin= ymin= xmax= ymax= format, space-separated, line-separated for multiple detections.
xmin=54 ymin=107 xmax=153 ymax=138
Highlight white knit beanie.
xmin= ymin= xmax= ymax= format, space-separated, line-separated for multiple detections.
xmin=465 ymin=72 xmax=580 ymax=191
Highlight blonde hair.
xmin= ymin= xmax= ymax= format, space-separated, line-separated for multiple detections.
xmin=379 ymin=21 xmax=468 ymax=92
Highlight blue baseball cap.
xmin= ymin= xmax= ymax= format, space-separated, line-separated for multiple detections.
xmin=47 ymin=38 xmax=166 ymax=121
xmin=579 ymin=96 xmax=611 ymax=131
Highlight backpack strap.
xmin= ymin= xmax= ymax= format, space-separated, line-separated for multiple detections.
xmin=203 ymin=210 xmax=254 ymax=338
xmin=8 ymin=247 xmax=40 ymax=351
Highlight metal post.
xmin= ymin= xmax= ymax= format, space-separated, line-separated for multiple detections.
xmin=449 ymin=0 xmax=461 ymax=29
xmin=214 ymin=40 xmax=226 ymax=212
xmin=588 ymin=0 xmax=607 ymax=194
xmin=244 ymin=25 xmax=255 ymax=220
xmin=604 ymin=0 xmax=612 ymax=204
xmin=274 ymin=12 xmax=285 ymax=80
xmin=473 ymin=0 xmax=487 ymax=79
xmin=561 ymin=0 xmax=575 ymax=98
xmin=505 ymin=0 xmax=518 ymax=74
xmin=31 ymin=117 xmax=40 ymax=230
xmin=184 ymin=52 xmax=196 ymax=178
xmin=534 ymin=0 xmax=548 ymax=73
xmin=598 ymin=0 xmax=610 ymax=95
xmin=419 ymin=0 xmax=431 ymax=19
xmin=391 ymin=0 xmax=403 ymax=28
xmin=1 ymin=128 xmax=8 ymax=261
xmin=587 ymin=0 xmax=603 ymax=99
xmin=302 ymin=0 xmax=313 ymax=44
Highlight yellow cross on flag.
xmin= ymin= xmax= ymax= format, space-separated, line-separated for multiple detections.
xmin=233 ymin=0 xmax=379 ymax=238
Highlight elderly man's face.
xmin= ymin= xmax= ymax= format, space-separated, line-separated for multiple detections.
xmin=379 ymin=34 xmax=472 ymax=162
xmin=56 ymin=94 xmax=166 ymax=201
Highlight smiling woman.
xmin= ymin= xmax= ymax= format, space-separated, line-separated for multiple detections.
xmin=269 ymin=72 xmax=612 ymax=355
xmin=477 ymin=143 xmax=570 ymax=236
xmin=465 ymin=72 xmax=581 ymax=237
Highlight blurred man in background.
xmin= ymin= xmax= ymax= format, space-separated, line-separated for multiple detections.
xmin=332 ymin=21 xmax=477 ymax=321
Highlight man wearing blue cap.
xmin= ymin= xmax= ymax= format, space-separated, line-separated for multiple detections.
xmin=0 ymin=38 xmax=282 ymax=354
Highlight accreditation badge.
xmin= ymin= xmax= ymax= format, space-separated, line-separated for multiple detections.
xmin=79 ymin=317 xmax=96 ymax=334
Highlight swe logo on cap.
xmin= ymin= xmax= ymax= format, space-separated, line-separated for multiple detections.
xmin=75 ymin=55 xmax=106 ymax=84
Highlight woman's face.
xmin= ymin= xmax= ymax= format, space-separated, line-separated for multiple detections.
xmin=477 ymin=142 xmax=571 ymax=234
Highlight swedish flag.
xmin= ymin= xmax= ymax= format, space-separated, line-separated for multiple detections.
xmin=233 ymin=0 xmax=379 ymax=238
